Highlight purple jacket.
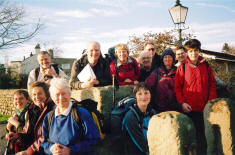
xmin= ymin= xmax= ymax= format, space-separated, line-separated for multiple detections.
xmin=145 ymin=66 xmax=180 ymax=112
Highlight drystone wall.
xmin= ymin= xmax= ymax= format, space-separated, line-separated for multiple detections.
xmin=0 ymin=86 xmax=134 ymax=118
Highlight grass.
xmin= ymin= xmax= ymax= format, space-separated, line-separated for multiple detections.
xmin=0 ymin=115 xmax=10 ymax=124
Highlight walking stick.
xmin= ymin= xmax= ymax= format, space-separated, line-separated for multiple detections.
xmin=112 ymin=74 xmax=116 ymax=107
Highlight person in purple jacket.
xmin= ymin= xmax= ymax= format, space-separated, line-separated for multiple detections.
xmin=40 ymin=77 xmax=100 ymax=155
xmin=145 ymin=48 xmax=181 ymax=112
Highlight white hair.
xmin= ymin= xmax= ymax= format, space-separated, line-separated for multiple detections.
xmin=139 ymin=50 xmax=152 ymax=59
xmin=86 ymin=41 xmax=101 ymax=49
xmin=49 ymin=77 xmax=71 ymax=96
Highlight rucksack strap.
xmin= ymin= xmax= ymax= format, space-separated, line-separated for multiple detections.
xmin=47 ymin=106 xmax=84 ymax=145
xmin=34 ymin=64 xmax=60 ymax=80
xmin=34 ymin=67 xmax=40 ymax=81
xmin=114 ymin=57 xmax=137 ymax=76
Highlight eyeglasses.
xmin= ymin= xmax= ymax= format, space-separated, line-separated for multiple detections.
xmin=147 ymin=48 xmax=155 ymax=51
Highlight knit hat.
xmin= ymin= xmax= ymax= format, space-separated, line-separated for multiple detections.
xmin=161 ymin=48 xmax=176 ymax=63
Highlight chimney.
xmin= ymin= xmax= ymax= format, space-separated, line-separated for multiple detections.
xmin=35 ymin=43 xmax=41 ymax=54
xmin=48 ymin=49 xmax=54 ymax=59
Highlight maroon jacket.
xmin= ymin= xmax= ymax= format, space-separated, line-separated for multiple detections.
xmin=109 ymin=57 xmax=140 ymax=86
xmin=174 ymin=56 xmax=217 ymax=112
xmin=26 ymin=100 xmax=55 ymax=155
xmin=145 ymin=66 xmax=179 ymax=112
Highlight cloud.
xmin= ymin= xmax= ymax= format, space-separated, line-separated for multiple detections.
xmin=89 ymin=8 xmax=120 ymax=16
xmin=196 ymin=3 xmax=235 ymax=13
xmin=55 ymin=10 xmax=93 ymax=18
xmin=136 ymin=1 xmax=162 ymax=8
xmin=188 ymin=21 xmax=235 ymax=51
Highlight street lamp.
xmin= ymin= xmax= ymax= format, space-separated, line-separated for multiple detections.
xmin=169 ymin=0 xmax=188 ymax=45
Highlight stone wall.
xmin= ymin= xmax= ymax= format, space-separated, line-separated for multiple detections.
xmin=0 ymin=86 xmax=134 ymax=118
xmin=0 ymin=89 xmax=18 ymax=116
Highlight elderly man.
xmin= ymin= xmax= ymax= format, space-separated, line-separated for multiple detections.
xmin=144 ymin=42 xmax=161 ymax=70
xmin=41 ymin=77 xmax=100 ymax=155
xmin=138 ymin=50 xmax=152 ymax=82
xmin=27 ymin=51 xmax=68 ymax=88
xmin=69 ymin=41 xmax=111 ymax=89
xmin=175 ymin=46 xmax=187 ymax=67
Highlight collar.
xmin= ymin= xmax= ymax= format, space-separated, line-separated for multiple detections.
xmin=55 ymin=102 xmax=72 ymax=117
xmin=116 ymin=57 xmax=132 ymax=67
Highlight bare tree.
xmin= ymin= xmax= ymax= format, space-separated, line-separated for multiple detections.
xmin=0 ymin=0 xmax=41 ymax=49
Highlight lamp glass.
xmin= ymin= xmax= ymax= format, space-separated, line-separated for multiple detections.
xmin=169 ymin=5 xmax=188 ymax=24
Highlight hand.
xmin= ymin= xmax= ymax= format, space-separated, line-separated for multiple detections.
xmin=50 ymin=143 xmax=70 ymax=155
xmin=6 ymin=122 xmax=13 ymax=131
xmin=16 ymin=150 xmax=28 ymax=155
xmin=124 ymin=79 xmax=132 ymax=83
xmin=5 ymin=132 xmax=19 ymax=141
xmin=182 ymin=103 xmax=192 ymax=113
xmin=8 ymin=116 xmax=20 ymax=128
xmin=81 ymin=78 xmax=99 ymax=88
xmin=44 ymin=68 xmax=57 ymax=77
xmin=134 ymin=80 xmax=139 ymax=85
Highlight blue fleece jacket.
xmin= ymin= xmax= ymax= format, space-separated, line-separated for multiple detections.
xmin=41 ymin=106 xmax=100 ymax=155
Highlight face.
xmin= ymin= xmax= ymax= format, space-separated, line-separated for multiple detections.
xmin=13 ymin=94 xmax=28 ymax=110
xmin=176 ymin=49 xmax=186 ymax=63
xmin=37 ymin=54 xmax=51 ymax=69
xmin=187 ymin=49 xmax=200 ymax=63
xmin=116 ymin=48 xmax=128 ymax=64
xmin=51 ymin=88 xmax=70 ymax=109
xmin=144 ymin=44 xmax=155 ymax=57
xmin=141 ymin=54 xmax=152 ymax=69
xmin=31 ymin=87 xmax=47 ymax=107
xmin=87 ymin=43 xmax=101 ymax=64
xmin=163 ymin=55 xmax=174 ymax=68
xmin=136 ymin=88 xmax=151 ymax=108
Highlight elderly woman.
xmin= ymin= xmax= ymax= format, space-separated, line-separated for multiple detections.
xmin=122 ymin=82 xmax=156 ymax=155
xmin=69 ymin=41 xmax=111 ymax=89
xmin=109 ymin=43 xmax=140 ymax=86
xmin=5 ymin=90 xmax=41 ymax=154
xmin=41 ymin=77 xmax=100 ymax=155
xmin=16 ymin=82 xmax=55 ymax=155
xmin=145 ymin=48 xmax=180 ymax=112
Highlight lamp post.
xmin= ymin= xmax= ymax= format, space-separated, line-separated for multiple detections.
xmin=169 ymin=0 xmax=188 ymax=45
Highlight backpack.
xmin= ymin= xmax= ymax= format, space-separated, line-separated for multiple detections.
xmin=110 ymin=96 xmax=140 ymax=139
xmin=47 ymin=98 xmax=105 ymax=142
xmin=34 ymin=64 xmax=60 ymax=80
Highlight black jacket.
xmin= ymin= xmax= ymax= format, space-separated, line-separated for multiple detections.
xmin=122 ymin=104 xmax=156 ymax=155
xmin=69 ymin=54 xmax=111 ymax=89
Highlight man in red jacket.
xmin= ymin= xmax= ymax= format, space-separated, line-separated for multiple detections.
xmin=174 ymin=39 xmax=217 ymax=154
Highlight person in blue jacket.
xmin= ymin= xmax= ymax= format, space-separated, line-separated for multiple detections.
xmin=122 ymin=82 xmax=156 ymax=155
xmin=40 ymin=77 xmax=100 ymax=155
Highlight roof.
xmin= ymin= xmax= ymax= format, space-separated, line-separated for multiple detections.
xmin=201 ymin=49 xmax=235 ymax=62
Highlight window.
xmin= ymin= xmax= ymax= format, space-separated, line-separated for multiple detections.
xmin=62 ymin=64 xmax=70 ymax=69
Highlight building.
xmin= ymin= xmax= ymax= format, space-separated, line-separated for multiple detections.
xmin=9 ymin=61 xmax=22 ymax=77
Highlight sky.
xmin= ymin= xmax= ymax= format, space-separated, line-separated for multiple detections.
xmin=1 ymin=0 xmax=235 ymax=64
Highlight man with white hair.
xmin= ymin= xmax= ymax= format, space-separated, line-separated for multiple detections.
xmin=138 ymin=50 xmax=153 ymax=82
xmin=69 ymin=41 xmax=111 ymax=89
xmin=27 ymin=51 xmax=68 ymax=88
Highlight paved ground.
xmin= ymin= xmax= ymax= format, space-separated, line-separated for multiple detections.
xmin=0 ymin=123 xmax=7 ymax=155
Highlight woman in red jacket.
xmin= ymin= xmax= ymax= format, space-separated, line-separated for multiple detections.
xmin=109 ymin=43 xmax=140 ymax=86
xmin=174 ymin=39 xmax=217 ymax=154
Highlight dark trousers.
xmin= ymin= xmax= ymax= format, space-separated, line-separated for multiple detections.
xmin=184 ymin=111 xmax=207 ymax=155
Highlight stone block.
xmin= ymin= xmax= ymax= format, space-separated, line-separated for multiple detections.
xmin=204 ymin=97 xmax=235 ymax=155
xmin=147 ymin=111 xmax=197 ymax=155
xmin=71 ymin=85 xmax=134 ymax=119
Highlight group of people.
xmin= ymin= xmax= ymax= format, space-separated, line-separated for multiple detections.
xmin=5 ymin=39 xmax=232 ymax=155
